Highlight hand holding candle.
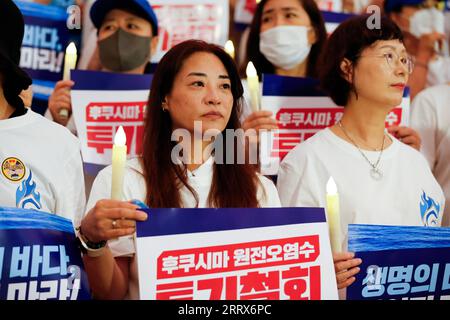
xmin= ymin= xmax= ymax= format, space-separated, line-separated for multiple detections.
xmin=326 ymin=177 xmax=342 ymax=253
xmin=111 ymin=126 xmax=127 ymax=200
xmin=60 ymin=42 xmax=77 ymax=119
xmin=246 ymin=61 xmax=260 ymax=113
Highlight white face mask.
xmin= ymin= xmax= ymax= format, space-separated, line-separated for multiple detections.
xmin=259 ymin=25 xmax=312 ymax=71
xmin=409 ymin=8 xmax=445 ymax=38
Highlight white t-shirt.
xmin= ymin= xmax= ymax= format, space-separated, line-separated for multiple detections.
xmin=277 ymin=128 xmax=445 ymax=251
xmin=410 ymin=84 xmax=450 ymax=226
xmin=86 ymin=157 xmax=281 ymax=299
xmin=0 ymin=110 xmax=86 ymax=226
xmin=427 ymin=56 xmax=450 ymax=87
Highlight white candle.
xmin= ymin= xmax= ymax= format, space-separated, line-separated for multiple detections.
xmin=246 ymin=61 xmax=260 ymax=113
xmin=224 ymin=40 xmax=235 ymax=59
xmin=63 ymin=42 xmax=77 ymax=81
xmin=60 ymin=42 xmax=77 ymax=119
xmin=326 ymin=177 xmax=342 ymax=253
xmin=111 ymin=126 xmax=127 ymax=200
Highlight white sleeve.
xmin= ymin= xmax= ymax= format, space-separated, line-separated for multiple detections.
xmin=410 ymin=90 xmax=437 ymax=169
xmin=57 ymin=147 xmax=86 ymax=228
xmin=44 ymin=108 xmax=54 ymax=121
xmin=44 ymin=106 xmax=77 ymax=135
xmin=86 ymin=165 xmax=113 ymax=212
xmin=257 ymin=175 xmax=281 ymax=207
xmin=277 ymin=146 xmax=326 ymax=208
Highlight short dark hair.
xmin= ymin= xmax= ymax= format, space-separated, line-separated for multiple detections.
xmin=242 ymin=0 xmax=327 ymax=78
xmin=318 ymin=15 xmax=404 ymax=106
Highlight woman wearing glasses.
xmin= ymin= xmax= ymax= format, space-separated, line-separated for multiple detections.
xmin=277 ymin=15 xmax=444 ymax=292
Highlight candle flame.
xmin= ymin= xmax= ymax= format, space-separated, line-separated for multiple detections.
xmin=246 ymin=61 xmax=257 ymax=78
xmin=326 ymin=177 xmax=337 ymax=195
xmin=66 ymin=42 xmax=77 ymax=55
xmin=114 ymin=126 xmax=126 ymax=146
xmin=224 ymin=40 xmax=235 ymax=58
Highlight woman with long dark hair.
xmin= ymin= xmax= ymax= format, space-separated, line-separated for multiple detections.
xmin=78 ymin=40 xmax=281 ymax=299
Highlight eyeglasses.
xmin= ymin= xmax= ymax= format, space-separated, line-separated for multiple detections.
xmin=358 ymin=51 xmax=414 ymax=74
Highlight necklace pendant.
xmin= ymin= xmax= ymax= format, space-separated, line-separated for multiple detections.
xmin=370 ymin=168 xmax=383 ymax=180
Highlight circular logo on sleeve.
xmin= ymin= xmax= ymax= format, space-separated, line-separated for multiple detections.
xmin=1 ymin=157 xmax=26 ymax=182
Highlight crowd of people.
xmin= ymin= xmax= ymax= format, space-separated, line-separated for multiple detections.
xmin=0 ymin=0 xmax=449 ymax=300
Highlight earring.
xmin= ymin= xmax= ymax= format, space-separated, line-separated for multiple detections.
xmin=162 ymin=102 xmax=168 ymax=112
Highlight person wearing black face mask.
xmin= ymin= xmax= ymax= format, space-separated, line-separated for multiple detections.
xmin=46 ymin=0 xmax=159 ymax=129
xmin=0 ymin=0 xmax=86 ymax=226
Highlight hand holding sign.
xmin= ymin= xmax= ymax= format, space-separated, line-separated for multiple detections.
xmin=333 ymin=252 xmax=362 ymax=289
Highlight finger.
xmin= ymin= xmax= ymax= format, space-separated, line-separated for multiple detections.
xmin=250 ymin=125 xmax=279 ymax=132
xmin=54 ymin=80 xmax=75 ymax=90
xmin=96 ymin=199 xmax=140 ymax=210
xmin=245 ymin=111 xmax=273 ymax=122
xmin=247 ymin=117 xmax=278 ymax=128
xmin=105 ymin=227 xmax=136 ymax=239
xmin=334 ymin=258 xmax=362 ymax=273
xmin=104 ymin=207 xmax=148 ymax=221
xmin=336 ymin=267 xmax=360 ymax=284
xmin=390 ymin=126 xmax=411 ymax=137
xmin=244 ymin=117 xmax=277 ymax=129
xmin=52 ymin=97 xmax=72 ymax=109
xmin=110 ymin=218 xmax=136 ymax=229
xmin=56 ymin=90 xmax=72 ymax=100
xmin=401 ymin=136 xmax=420 ymax=148
xmin=333 ymin=251 xmax=355 ymax=263
xmin=51 ymin=101 xmax=71 ymax=111
xmin=53 ymin=94 xmax=72 ymax=104
xmin=337 ymin=276 xmax=356 ymax=289
xmin=387 ymin=126 xmax=399 ymax=133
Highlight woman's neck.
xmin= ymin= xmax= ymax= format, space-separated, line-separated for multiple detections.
xmin=275 ymin=59 xmax=308 ymax=78
xmin=331 ymin=95 xmax=392 ymax=150
xmin=184 ymin=138 xmax=214 ymax=172
xmin=0 ymin=90 xmax=14 ymax=120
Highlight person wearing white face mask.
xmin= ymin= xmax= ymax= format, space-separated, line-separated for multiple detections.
xmin=240 ymin=0 xmax=327 ymax=139
xmin=240 ymin=0 xmax=422 ymax=154
xmin=259 ymin=25 xmax=314 ymax=72
xmin=386 ymin=0 xmax=449 ymax=99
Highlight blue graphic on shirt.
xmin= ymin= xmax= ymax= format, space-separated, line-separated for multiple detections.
xmin=50 ymin=0 xmax=75 ymax=8
xmin=420 ymin=191 xmax=441 ymax=226
xmin=16 ymin=170 xmax=42 ymax=210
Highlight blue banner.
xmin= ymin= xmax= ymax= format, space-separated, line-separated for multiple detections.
xmin=15 ymin=1 xmax=79 ymax=103
xmin=347 ymin=224 xmax=450 ymax=300
xmin=71 ymin=70 xmax=153 ymax=91
xmin=0 ymin=207 xmax=91 ymax=300
xmin=137 ymin=207 xmax=326 ymax=237
xmin=262 ymin=74 xmax=410 ymax=98
xmin=321 ymin=10 xmax=354 ymax=24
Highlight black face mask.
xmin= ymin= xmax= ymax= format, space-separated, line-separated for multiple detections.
xmin=98 ymin=28 xmax=152 ymax=72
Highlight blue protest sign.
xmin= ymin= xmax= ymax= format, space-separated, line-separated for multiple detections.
xmin=347 ymin=224 xmax=450 ymax=300
xmin=0 ymin=207 xmax=91 ymax=300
